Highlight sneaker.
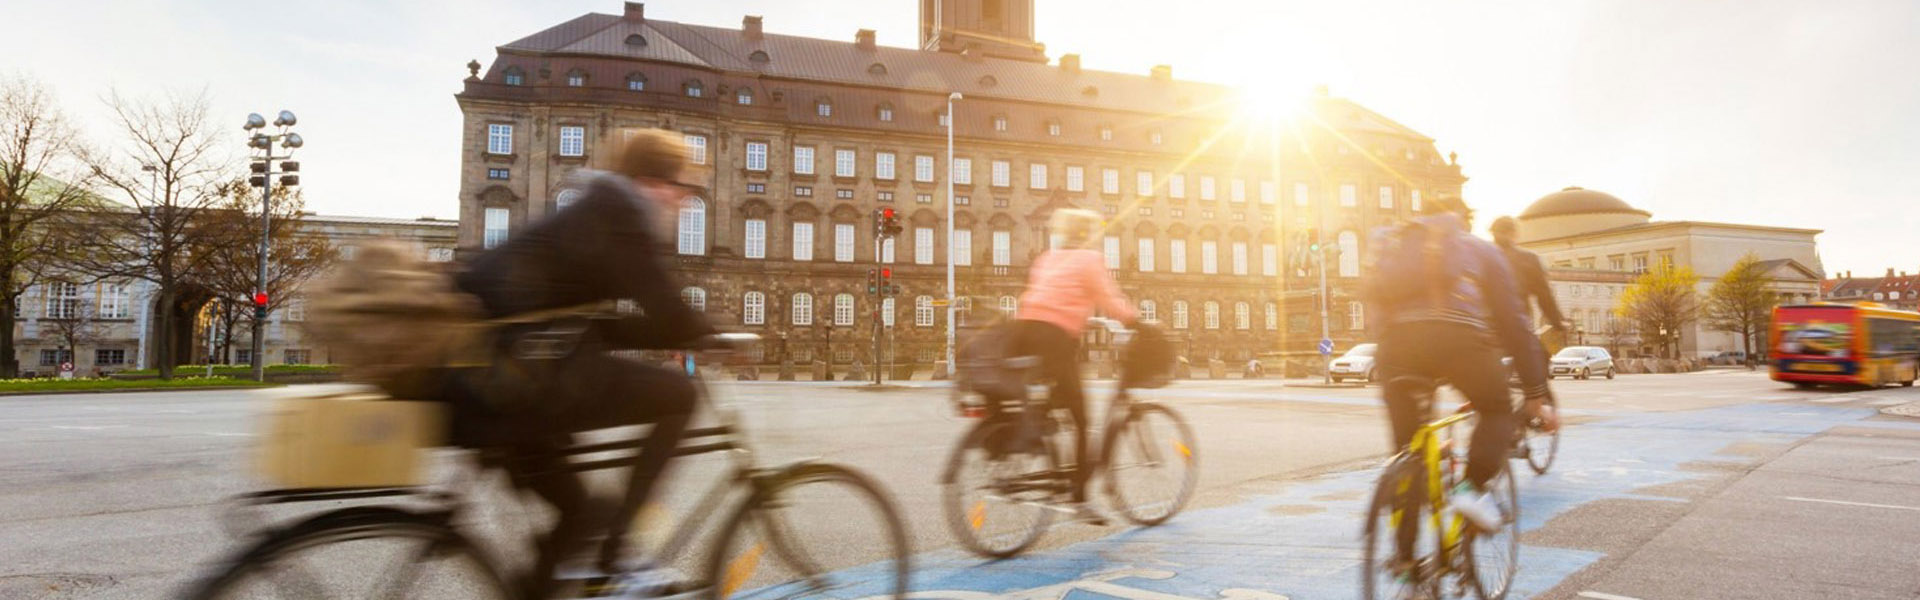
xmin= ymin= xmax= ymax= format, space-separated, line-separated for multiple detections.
xmin=1070 ymin=502 xmax=1109 ymax=526
xmin=575 ymin=561 xmax=688 ymax=599
xmin=1446 ymin=484 xmax=1504 ymax=533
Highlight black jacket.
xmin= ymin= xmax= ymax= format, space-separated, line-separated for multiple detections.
xmin=1497 ymin=244 xmax=1565 ymax=329
xmin=456 ymin=172 xmax=716 ymax=350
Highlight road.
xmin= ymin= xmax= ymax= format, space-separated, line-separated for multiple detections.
xmin=2 ymin=370 xmax=1918 ymax=599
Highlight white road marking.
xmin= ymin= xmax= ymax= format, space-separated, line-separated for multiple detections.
xmin=1810 ymin=397 xmax=1853 ymax=404
xmin=1578 ymin=591 xmax=1645 ymax=600
xmin=204 ymin=432 xmax=254 ymax=437
xmin=49 ymin=425 xmax=128 ymax=431
xmin=1783 ymin=496 xmax=1920 ymax=512
xmin=1870 ymin=399 xmax=1906 ymax=406
xmin=1874 ymin=456 xmax=1920 ymax=462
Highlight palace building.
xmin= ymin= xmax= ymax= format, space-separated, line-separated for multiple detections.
xmin=455 ymin=1 xmax=1467 ymax=368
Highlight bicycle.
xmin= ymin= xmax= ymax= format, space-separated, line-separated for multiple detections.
xmin=185 ymin=334 xmax=910 ymax=600
xmin=939 ymin=318 xmax=1198 ymax=559
xmin=1361 ymin=376 xmax=1520 ymax=600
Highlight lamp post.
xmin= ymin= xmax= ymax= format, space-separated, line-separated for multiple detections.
xmin=944 ymin=92 xmax=962 ymax=377
xmin=242 ymin=111 xmax=303 ymax=382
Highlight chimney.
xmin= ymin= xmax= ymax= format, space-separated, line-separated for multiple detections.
xmin=743 ymin=15 xmax=763 ymax=39
xmin=1059 ymin=53 xmax=1081 ymax=74
xmin=1889 ymin=268 xmax=1897 ymax=278
xmin=1150 ymin=64 xmax=1172 ymax=81
xmin=855 ymin=29 xmax=876 ymax=50
xmin=624 ymin=2 xmax=644 ymax=22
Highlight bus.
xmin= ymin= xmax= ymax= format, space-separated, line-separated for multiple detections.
xmin=1771 ymin=302 xmax=1920 ymax=388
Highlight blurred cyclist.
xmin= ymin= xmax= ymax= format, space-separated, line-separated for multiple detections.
xmin=1364 ymin=195 xmax=1551 ymax=537
xmin=1490 ymin=215 xmax=1564 ymax=429
xmin=1013 ymin=208 xmax=1137 ymax=524
xmin=442 ymin=129 xmax=714 ymax=598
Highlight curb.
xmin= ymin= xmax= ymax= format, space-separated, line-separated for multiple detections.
xmin=0 ymin=384 xmax=283 ymax=397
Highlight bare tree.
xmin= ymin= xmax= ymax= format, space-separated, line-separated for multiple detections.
xmin=40 ymin=301 xmax=101 ymax=375
xmin=75 ymin=89 xmax=235 ymax=379
xmin=193 ymin=180 xmax=336 ymax=368
xmin=0 ymin=74 xmax=101 ymax=378
xmin=1705 ymin=253 xmax=1778 ymax=369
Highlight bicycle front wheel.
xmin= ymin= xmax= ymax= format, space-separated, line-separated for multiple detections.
xmin=1102 ymin=402 xmax=1198 ymax=526
xmin=706 ymin=463 xmax=909 ymax=600
xmin=1361 ymin=459 xmax=1437 ymax=600
xmin=184 ymin=506 xmax=513 ymax=600
xmin=1467 ymin=461 xmax=1521 ymax=600
xmin=941 ymin=419 xmax=1056 ymax=558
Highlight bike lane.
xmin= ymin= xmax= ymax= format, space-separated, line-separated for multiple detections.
xmin=816 ymin=399 xmax=1920 ymax=600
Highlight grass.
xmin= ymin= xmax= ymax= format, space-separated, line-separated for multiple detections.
xmin=0 ymin=376 xmax=278 ymax=394
xmin=117 ymin=364 xmax=340 ymax=376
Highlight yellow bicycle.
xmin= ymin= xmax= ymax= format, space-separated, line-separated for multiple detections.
xmin=1361 ymin=376 xmax=1520 ymax=600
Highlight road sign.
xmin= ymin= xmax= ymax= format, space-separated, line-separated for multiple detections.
xmin=1317 ymin=338 xmax=1334 ymax=356
xmin=58 ymin=362 xmax=75 ymax=380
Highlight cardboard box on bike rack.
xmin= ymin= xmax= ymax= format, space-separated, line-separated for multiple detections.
xmin=254 ymin=390 xmax=445 ymax=488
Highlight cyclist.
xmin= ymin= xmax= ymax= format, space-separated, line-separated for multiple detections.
xmin=1363 ymin=195 xmax=1551 ymax=538
xmin=441 ymin=129 xmax=714 ymax=598
xmin=1490 ymin=215 xmax=1564 ymax=430
xmin=1013 ymin=208 xmax=1137 ymax=524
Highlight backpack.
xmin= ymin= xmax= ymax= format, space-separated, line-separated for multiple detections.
xmin=307 ymin=242 xmax=485 ymax=399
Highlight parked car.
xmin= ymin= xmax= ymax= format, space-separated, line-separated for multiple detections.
xmin=1550 ymin=346 xmax=1615 ymax=380
xmin=1329 ymin=343 xmax=1378 ymax=383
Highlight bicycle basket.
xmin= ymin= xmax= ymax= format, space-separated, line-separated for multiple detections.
xmin=254 ymin=388 xmax=446 ymax=489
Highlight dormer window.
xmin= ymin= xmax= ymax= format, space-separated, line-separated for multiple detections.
xmin=992 ymin=116 xmax=1007 ymax=132
xmin=624 ymin=34 xmax=648 ymax=47
xmin=877 ymin=103 xmax=894 ymax=122
xmin=1046 ymin=121 xmax=1061 ymax=136
xmin=684 ymin=79 xmax=704 ymax=98
xmin=868 ymin=63 xmax=888 ymax=76
xmin=937 ymin=111 xmax=950 ymax=127
xmin=1099 ymin=125 xmax=1113 ymax=141
xmin=736 ymin=87 xmax=754 ymax=105
xmin=503 ymin=67 xmax=525 ymax=86
xmin=1150 ymin=130 xmax=1164 ymax=146
xmin=816 ymin=99 xmax=833 ymax=117
xmin=625 ymin=72 xmax=646 ymax=91
xmin=978 ymin=75 xmax=998 ymax=87
xmin=748 ymin=50 xmax=770 ymax=63
xmin=565 ymin=69 xmax=587 ymax=87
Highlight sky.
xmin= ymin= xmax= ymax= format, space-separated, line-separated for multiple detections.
xmin=6 ymin=0 xmax=1918 ymax=276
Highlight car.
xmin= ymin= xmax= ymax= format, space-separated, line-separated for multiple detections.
xmin=1550 ymin=346 xmax=1615 ymax=380
xmin=1329 ymin=343 xmax=1378 ymax=383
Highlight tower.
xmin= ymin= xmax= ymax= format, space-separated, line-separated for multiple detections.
xmin=919 ymin=0 xmax=1047 ymax=62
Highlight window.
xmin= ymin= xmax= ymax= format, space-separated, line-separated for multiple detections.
xmin=1378 ymin=186 xmax=1394 ymax=209
xmin=44 ymin=281 xmax=79 ymax=319
xmin=915 ymin=296 xmax=935 ymax=326
xmin=875 ymin=152 xmax=896 ymax=180
xmin=1410 ymin=190 xmax=1422 ymax=212
xmin=685 ymin=80 xmax=703 ymax=97
xmin=1231 ymin=179 xmax=1247 ymax=203
xmin=677 ymin=197 xmax=706 ymax=255
xmin=1137 ymin=238 xmax=1155 ymax=272
xmin=794 ymin=146 xmax=815 ymax=174
xmin=877 ymin=191 xmax=894 ymax=202
xmin=1265 ymin=302 xmax=1278 ymax=330
xmin=953 ymin=158 xmax=972 ymax=184
xmin=428 ymin=247 xmax=454 ymax=262
xmin=1047 ymin=121 xmax=1061 ymax=136
xmin=1610 ymin=255 xmax=1625 ymax=271
xmin=554 ymin=189 xmax=582 ymax=212
xmin=991 ymin=161 xmax=1010 ymax=187
xmin=1338 ymin=230 xmax=1360 ymax=277
xmin=882 ymin=297 xmax=896 ymax=327
xmin=816 ymin=100 xmax=833 ymax=117
xmin=235 ymin=349 xmax=253 ymax=365
xmin=1104 ymin=236 xmax=1121 ymax=269
xmin=915 ymin=228 xmax=933 ymax=264
xmin=685 ymin=135 xmax=707 ymax=164
xmin=743 ymin=292 xmax=765 ymax=325
xmin=737 ymin=88 xmax=754 ymax=105
xmin=1201 ymin=240 xmax=1219 ymax=274
xmin=1151 ymin=130 xmax=1163 ymax=145
xmin=96 ymin=348 xmax=126 ymax=366
xmin=917 ymin=193 xmax=932 ymax=204
xmin=915 ymin=156 xmax=934 ymax=182
xmin=836 ymin=189 xmax=855 ymax=199
xmin=97 ymin=283 xmax=129 ymax=319
xmin=1166 ymin=173 xmax=1186 ymax=199
xmin=746 ymin=142 xmax=768 ymax=171
xmin=1172 ymin=301 xmax=1190 ymax=329
xmin=1170 ymin=239 xmax=1187 ymax=273
xmin=938 ymin=111 xmax=950 ymax=127
xmin=40 ymin=349 xmax=72 ymax=366
xmin=1294 ymin=182 xmax=1310 ymax=206
xmin=504 ymin=68 xmax=525 ymax=86
xmin=1262 ymin=243 xmax=1278 ymax=276
xmin=792 ymin=222 xmax=814 ymax=261
xmin=682 ymin=287 xmax=707 ymax=312
xmin=1235 ymin=302 xmax=1250 ymax=330
xmin=1339 ymin=184 xmax=1356 ymax=207
xmin=834 ymin=294 xmax=854 ymax=325
xmin=566 ymin=70 xmax=585 ymax=87
xmin=1200 ymin=176 xmax=1216 ymax=201
xmin=835 ymin=223 xmax=855 ymax=262
xmin=999 ymin=296 xmax=1018 ymax=314
xmin=878 ymin=105 xmax=894 ymax=122
xmin=1348 ymin=301 xmax=1366 ymax=330
xmin=992 ymin=116 xmax=1007 ymax=132
xmin=744 ymin=219 xmax=766 ymax=259
xmin=1139 ymin=300 xmax=1158 ymax=323
xmin=1204 ymin=301 xmax=1220 ymax=330
xmin=881 ymin=237 xmax=896 ymax=263
xmin=953 ymin=230 xmax=972 ymax=266
xmin=1137 ymin=171 xmax=1154 ymax=196
xmin=626 ymin=72 xmax=646 ymax=91
xmin=1099 ymin=126 xmax=1113 ymax=141
xmin=486 ymin=124 xmax=513 ymax=155
xmin=483 ymin=207 xmax=510 ymax=249
xmin=1102 ymin=169 xmax=1120 ymax=194
xmin=487 ymin=168 xmax=509 ymax=180
xmin=991 ymin=230 xmax=1011 ymax=266
xmin=955 ymin=195 xmax=970 ymax=205
xmin=1632 ymin=254 xmax=1649 ymax=274
xmin=1029 ymin=163 xmax=1047 ymax=189
xmin=1066 ymin=166 xmax=1085 ymax=192
xmin=747 ymin=183 xmax=765 ymax=194
xmin=1231 ymin=242 xmax=1248 ymax=275
xmin=835 ymin=149 xmax=856 ymax=177
xmin=556 ymin=126 xmax=585 ymax=157
xmin=284 ymin=298 xmax=307 ymax=322
xmin=787 ymin=294 xmax=810 ymax=325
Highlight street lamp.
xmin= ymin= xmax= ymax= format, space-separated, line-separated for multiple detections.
xmin=944 ymin=92 xmax=962 ymax=377
xmin=242 ymin=110 xmax=303 ymax=382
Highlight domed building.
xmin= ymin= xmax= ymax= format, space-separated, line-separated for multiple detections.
xmin=1514 ymin=186 xmax=1823 ymax=359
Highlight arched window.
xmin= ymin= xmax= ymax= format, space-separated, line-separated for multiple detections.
xmin=677 ymin=197 xmax=706 ymax=255
xmin=1348 ymin=301 xmax=1366 ymax=330
xmin=915 ymin=296 xmax=935 ymax=327
xmin=624 ymin=34 xmax=648 ymax=47
xmin=684 ymin=79 xmax=704 ymax=98
xmin=1172 ymin=301 xmax=1190 ymax=329
xmin=882 ymin=297 xmax=896 ymax=327
xmin=748 ymin=50 xmax=771 ymax=63
xmin=791 ymin=293 xmax=813 ymax=325
xmin=625 ymin=72 xmax=647 ymax=91
xmin=1337 ymin=230 xmax=1360 ymax=277
xmin=1139 ymin=299 xmax=1158 ymax=323
xmin=681 ymin=287 xmax=707 ymax=312
xmin=554 ymin=189 xmax=582 ymax=212
xmin=834 ymin=294 xmax=855 ymax=326
xmin=743 ymin=292 xmax=765 ymax=325
xmin=564 ymin=69 xmax=587 ymax=87
xmin=1204 ymin=301 xmax=1221 ymax=330
xmin=503 ymin=67 xmax=526 ymax=86
xmin=1264 ymin=302 xmax=1278 ymax=330
xmin=999 ymin=295 xmax=1017 ymax=314
xmin=1234 ymin=302 xmax=1250 ymax=330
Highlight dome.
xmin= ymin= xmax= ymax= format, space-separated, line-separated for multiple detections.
xmin=1519 ymin=186 xmax=1649 ymax=220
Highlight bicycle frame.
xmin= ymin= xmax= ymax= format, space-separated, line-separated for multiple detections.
xmin=1390 ymin=410 xmax=1476 ymax=574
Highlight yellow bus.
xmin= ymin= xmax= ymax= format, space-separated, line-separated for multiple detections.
xmin=1771 ymin=302 xmax=1920 ymax=388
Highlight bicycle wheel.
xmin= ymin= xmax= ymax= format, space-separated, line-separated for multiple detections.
xmin=941 ymin=418 xmax=1056 ymax=558
xmin=1102 ymin=402 xmax=1198 ymax=526
xmin=1521 ymin=395 xmax=1560 ymax=475
xmin=707 ymin=462 xmax=909 ymax=599
xmin=185 ymin=506 xmax=513 ymax=600
xmin=1361 ymin=459 xmax=1438 ymax=600
xmin=1466 ymin=461 xmax=1521 ymax=600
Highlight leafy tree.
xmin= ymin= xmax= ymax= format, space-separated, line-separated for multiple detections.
xmin=1617 ymin=262 xmax=1700 ymax=359
xmin=1705 ymin=253 xmax=1779 ymax=369
xmin=0 ymin=75 xmax=101 ymax=378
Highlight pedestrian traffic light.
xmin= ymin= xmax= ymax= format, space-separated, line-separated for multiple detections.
xmin=866 ymin=269 xmax=878 ymax=294
xmin=252 ymin=292 xmax=269 ymax=308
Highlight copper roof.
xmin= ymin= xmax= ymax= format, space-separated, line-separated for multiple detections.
xmin=1520 ymin=186 xmax=1650 ymax=219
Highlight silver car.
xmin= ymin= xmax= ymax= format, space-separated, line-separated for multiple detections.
xmin=1329 ymin=343 xmax=1378 ymax=383
xmin=1550 ymin=346 xmax=1615 ymax=380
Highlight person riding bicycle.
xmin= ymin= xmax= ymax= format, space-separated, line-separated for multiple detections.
xmin=1363 ymin=195 xmax=1551 ymax=538
xmin=441 ymin=129 xmax=714 ymax=599
xmin=1012 ymin=208 xmax=1137 ymax=524
xmin=1490 ymin=215 xmax=1564 ymax=429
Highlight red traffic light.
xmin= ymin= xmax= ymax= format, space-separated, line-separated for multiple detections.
xmin=253 ymin=292 xmax=269 ymax=307
xmin=882 ymin=207 xmax=895 ymax=219
xmin=880 ymin=268 xmax=892 ymax=278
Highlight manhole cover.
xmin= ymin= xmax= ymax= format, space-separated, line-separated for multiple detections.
xmin=1882 ymin=402 xmax=1920 ymax=419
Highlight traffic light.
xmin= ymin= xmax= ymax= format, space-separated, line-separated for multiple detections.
xmin=880 ymin=267 xmax=895 ymax=296
xmin=866 ymin=269 xmax=879 ymax=294
xmin=882 ymin=208 xmax=902 ymax=237
xmin=252 ymin=292 xmax=269 ymax=308
xmin=1306 ymin=228 xmax=1320 ymax=253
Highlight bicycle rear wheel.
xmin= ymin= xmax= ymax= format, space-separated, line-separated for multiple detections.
xmin=184 ymin=506 xmax=512 ymax=600
xmin=1102 ymin=402 xmax=1198 ymax=526
xmin=707 ymin=463 xmax=909 ymax=600
xmin=1520 ymin=395 xmax=1560 ymax=475
xmin=1361 ymin=459 xmax=1438 ymax=600
xmin=1467 ymin=461 xmax=1521 ymax=600
xmin=941 ymin=418 xmax=1057 ymax=558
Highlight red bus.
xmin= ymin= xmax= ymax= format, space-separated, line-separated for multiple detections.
xmin=1771 ymin=303 xmax=1920 ymax=388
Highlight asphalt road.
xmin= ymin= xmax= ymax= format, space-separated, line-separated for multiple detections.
xmin=1 ymin=370 xmax=1916 ymax=599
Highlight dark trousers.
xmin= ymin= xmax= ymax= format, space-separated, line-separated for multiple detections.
xmin=1376 ymin=321 xmax=1515 ymax=489
xmin=446 ymin=352 xmax=696 ymax=600
xmin=1009 ymin=319 xmax=1093 ymax=502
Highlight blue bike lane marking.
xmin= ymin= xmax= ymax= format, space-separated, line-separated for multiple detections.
xmin=808 ymin=402 xmax=1920 ymax=600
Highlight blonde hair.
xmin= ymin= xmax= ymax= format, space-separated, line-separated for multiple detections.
xmin=1048 ymin=208 xmax=1104 ymax=249
xmin=600 ymin=129 xmax=689 ymax=181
